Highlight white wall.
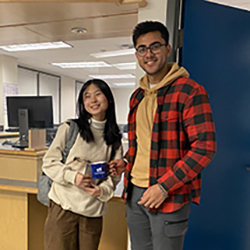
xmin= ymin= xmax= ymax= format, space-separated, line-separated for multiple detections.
xmin=0 ymin=55 xmax=18 ymax=128
xmin=1 ymin=58 xmax=134 ymax=128
xmin=0 ymin=55 xmax=18 ymax=84
xmin=61 ymin=75 xmax=75 ymax=122
xmin=112 ymin=87 xmax=134 ymax=124
xmin=134 ymin=0 xmax=169 ymax=87
xmin=40 ymin=74 xmax=60 ymax=124
xmin=17 ymin=67 xmax=61 ymax=125
xmin=127 ymin=2 xmax=169 ymax=249
xmin=18 ymin=68 xmax=37 ymax=95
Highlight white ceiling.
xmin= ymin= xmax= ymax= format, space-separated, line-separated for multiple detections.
xmin=5 ymin=36 xmax=137 ymax=84
xmin=0 ymin=0 xmax=249 ymax=89
xmin=0 ymin=1 xmax=140 ymax=88
xmin=205 ymin=0 xmax=250 ymax=11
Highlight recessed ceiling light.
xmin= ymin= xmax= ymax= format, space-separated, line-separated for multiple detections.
xmin=90 ymin=48 xmax=135 ymax=58
xmin=51 ymin=61 xmax=111 ymax=68
xmin=88 ymin=74 xmax=135 ymax=79
xmin=120 ymin=44 xmax=134 ymax=50
xmin=0 ymin=42 xmax=72 ymax=52
xmin=71 ymin=27 xmax=87 ymax=34
xmin=113 ymin=62 xmax=136 ymax=70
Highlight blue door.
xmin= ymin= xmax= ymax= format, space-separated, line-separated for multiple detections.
xmin=181 ymin=1 xmax=250 ymax=249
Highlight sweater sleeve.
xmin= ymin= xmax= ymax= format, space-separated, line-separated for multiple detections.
xmin=97 ymin=144 xmax=123 ymax=202
xmin=42 ymin=123 xmax=78 ymax=185
xmin=158 ymin=85 xmax=217 ymax=192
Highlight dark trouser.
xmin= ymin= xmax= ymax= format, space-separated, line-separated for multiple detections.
xmin=44 ymin=200 xmax=102 ymax=250
xmin=126 ymin=185 xmax=190 ymax=250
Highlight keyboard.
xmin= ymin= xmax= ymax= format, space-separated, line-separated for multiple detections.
xmin=5 ymin=128 xmax=19 ymax=132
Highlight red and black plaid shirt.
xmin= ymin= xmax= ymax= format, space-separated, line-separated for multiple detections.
xmin=123 ymin=76 xmax=217 ymax=213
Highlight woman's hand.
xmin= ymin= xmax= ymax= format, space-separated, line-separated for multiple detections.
xmin=108 ymin=159 xmax=126 ymax=177
xmin=75 ymin=172 xmax=101 ymax=197
xmin=84 ymin=183 xmax=102 ymax=197
xmin=75 ymin=172 xmax=92 ymax=189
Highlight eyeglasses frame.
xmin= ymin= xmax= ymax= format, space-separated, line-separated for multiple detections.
xmin=135 ymin=41 xmax=167 ymax=57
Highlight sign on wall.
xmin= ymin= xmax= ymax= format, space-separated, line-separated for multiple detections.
xmin=3 ymin=82 xmax=18 ymax=114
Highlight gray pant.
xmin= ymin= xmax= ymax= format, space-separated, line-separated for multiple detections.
xmin=126 ymin=185 xmax=190 ymax=250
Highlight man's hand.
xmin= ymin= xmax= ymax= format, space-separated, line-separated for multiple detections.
xmin=108 ymin=159 xmax=126 ymax=176
xmin=138 ymin=184 xmax=168 ymax=209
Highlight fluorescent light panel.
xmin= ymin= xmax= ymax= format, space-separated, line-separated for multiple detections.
xmin=113 ymin=82 xmax=135 ymax=86
xmin=51 ymin=62 xmax=111 ymax=68
xmin=91 ymin=48 xmax=135 ymax=58
xmin=113 ymin=62 xmax=136 ymax=70
xmin=51 ymin=61 xmax=135 ymax=69
xmin=0 ymin=42 xmax=72 ymax=52
xmin=88 ymin=74 xmax=135 ymax=79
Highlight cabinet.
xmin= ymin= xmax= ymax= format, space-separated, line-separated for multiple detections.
xmin=0 ymin=148 xmax=127 ymax=250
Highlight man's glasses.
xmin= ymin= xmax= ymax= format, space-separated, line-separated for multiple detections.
xmin=136 ymin=42 xmax=167 ymax=57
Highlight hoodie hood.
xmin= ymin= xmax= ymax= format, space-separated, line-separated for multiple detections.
xmin=139 ymin=62 xmax=189 ymax=92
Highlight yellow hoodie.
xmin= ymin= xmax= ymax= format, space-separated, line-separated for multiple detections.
xmin=131 ymin=62 xmax=189 ymax=187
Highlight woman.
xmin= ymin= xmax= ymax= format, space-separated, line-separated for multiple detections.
xmin=42 ymin=79 xmax=123 ymax=250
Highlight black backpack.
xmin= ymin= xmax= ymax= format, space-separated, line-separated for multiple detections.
xmin=37 ymin=120 xmax=79 ymax=206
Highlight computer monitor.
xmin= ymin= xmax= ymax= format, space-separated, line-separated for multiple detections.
xmin=6 ymin=96 xmax=54 ymax=148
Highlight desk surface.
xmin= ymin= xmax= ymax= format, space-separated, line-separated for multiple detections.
xmin=0 ymin=132 xmax=19 ymax=138
xmin=0 ymin=146 xmax=47 ymax=156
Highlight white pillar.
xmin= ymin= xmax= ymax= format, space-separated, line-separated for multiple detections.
xmin=60 ymin=75 xmax=75 ymax=122
xmin=134 ymin=0 xmax=169 ymax=87
xmin=0 ymin=55 xmax=18 ymax=129
xmin=128 ymin=4 xmax=169 ymax=250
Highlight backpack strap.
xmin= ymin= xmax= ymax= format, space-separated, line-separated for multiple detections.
xmin=37 ymin=119 xmax=79 ymax=207
xmin=109 ymin=139 xmax=121 ymax=161
xmin=62 ymin=119 xmax=79 ymax=163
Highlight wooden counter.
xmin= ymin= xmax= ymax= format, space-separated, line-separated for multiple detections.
xmin=0 ymin=132 xmax=19 ymax=145
xmin=0 ymin=132 xmax=19 ymax=138
xmin=0 ymin=148 xmax=46 ymax=182
xmin=0 ymin=148 xmax=47 ymax=250
xmin=0 ymin=147 xmax=127 ymax=250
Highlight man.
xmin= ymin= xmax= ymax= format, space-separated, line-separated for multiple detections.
xmin=109 ymin=20 xmax=216 ymax=250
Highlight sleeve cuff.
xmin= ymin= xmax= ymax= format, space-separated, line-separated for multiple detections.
xmin=97 ymin=186 xmax=110 ymax=202
xmin=64 ymin=170 xmax=78 ymax=185
xmin=157 ymin=183 xmax=168 ymax=198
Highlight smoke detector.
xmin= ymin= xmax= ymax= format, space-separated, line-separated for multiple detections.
xmin=71 ymin=27 xmax=87 ymax=34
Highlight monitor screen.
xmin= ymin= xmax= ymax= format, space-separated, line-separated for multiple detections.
xmin=6 ymin=96 xmax=54 ymax=129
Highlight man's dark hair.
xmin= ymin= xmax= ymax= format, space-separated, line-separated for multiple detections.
xmin=132 ymin=21 xmax=169 ymax=47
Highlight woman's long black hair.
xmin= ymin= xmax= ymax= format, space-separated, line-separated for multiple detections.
xmin=76 ymin=79 xmax=121 ymax=148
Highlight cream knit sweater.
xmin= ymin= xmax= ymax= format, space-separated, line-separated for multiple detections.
xmin=42 ymin=118 xmax=122 ymax=217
